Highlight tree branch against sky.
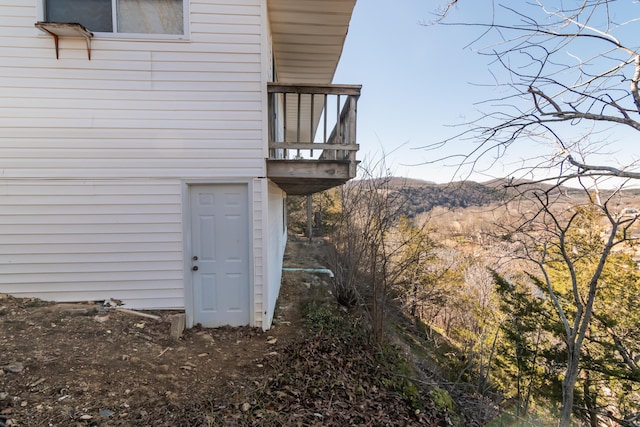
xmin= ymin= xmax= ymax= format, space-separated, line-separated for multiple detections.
xmin=428 ymin=1 xmax=640 ymax=425
xmin=429 ymin=0 xmax=640 ymax=186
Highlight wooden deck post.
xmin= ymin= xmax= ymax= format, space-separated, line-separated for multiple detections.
xmin=307 ymin=194 xmax=313 ymax=241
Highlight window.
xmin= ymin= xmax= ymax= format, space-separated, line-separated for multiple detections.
xmin=44 ymin=0 xmax=184 ymax=35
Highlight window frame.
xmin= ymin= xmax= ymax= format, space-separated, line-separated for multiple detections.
xmin=37 ymin=0 xmax=190 ymax=40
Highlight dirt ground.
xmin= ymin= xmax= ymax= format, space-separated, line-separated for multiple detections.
xmin=1 ymin=238 xmax=452 ymax=427
xmin=0 ymin=239 xmax=327 ymax=427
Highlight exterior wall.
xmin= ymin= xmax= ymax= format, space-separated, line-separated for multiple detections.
xmin=0 ymin=0 xmax=275 ymax=322
xmin=0 ymin=0 xmax=265 ymax=180
xmin=250 ymin=179 xmax=285 ymax=330
xmin=251 ymin=178 xmax=266 ymax=328
xmin=0 ymin=180 xmax=184 ymax=309
xmin=265 ymin=181 xmax=287 ymax=328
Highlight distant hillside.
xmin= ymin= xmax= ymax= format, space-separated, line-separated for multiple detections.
xmin=394 ymin=180 xmax=508 ymax=217
xmin=346 ymin=177 xmax=640 ymax=219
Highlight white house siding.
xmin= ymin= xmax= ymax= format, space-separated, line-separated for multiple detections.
xmin=0 ymin=0 xmax=271 ymax=316
xmin=0 ymin=0 xmax=265 ymax=180
xmin=265 ymin=181 xmax=286 ymax=327
xmin=250 ymin=179 xmax=285 ymax=330
xmin=252 ymin=178 xmax=266 ymax=328
xmin=0 ymin=180 xmax=184 ymax=309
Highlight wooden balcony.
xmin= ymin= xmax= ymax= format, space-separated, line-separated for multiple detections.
xmin=267 ymin=83 xmax=361 ymax=195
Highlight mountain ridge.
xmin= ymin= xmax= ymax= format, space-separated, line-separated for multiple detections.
xmin=352 ymin=176 xmax=640 ymax=217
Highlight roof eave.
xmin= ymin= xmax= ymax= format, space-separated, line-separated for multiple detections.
xmin=268 ymin=0 xmax=357 ymax=84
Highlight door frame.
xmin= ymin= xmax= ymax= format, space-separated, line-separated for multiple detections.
xmin=182 ymin=179 xmax=254 ymax=328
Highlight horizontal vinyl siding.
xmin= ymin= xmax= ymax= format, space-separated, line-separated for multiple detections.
xmin=0 ymin=180 xmax=184 ymax=309
xmin=265 ymin=181 xmax=286 ymax=328
xmin=0 ymin=0 xmax=265 ymax=180
xmin=0 ymin=0 xmax=269 ymax=314
xmin=252 ymin=178 xmax=265 ymax=328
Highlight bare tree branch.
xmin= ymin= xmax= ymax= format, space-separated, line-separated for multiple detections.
xmin=428 ymin=0 xmax=640 ymax=184
xmin=567 ymin=156 xmax=640 ymax=179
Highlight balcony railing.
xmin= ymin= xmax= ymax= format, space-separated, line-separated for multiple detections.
xmin=267 ymin=83 xmax=361 ymax=193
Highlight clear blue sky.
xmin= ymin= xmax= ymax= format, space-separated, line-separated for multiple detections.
xmin=333 ymin=1 xmax=498 ymax=183
xmin=333 ymin=1 xmax=640 ymax=184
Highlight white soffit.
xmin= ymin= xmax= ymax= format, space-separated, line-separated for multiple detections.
xmin=268 ymin=0 xmax=357 ymax=84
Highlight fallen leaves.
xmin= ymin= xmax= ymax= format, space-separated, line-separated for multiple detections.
xmin=204 ymin=332 xmax=453 ymax=426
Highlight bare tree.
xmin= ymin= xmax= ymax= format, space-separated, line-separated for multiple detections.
xmin=498 ymin=184 xmax=639 ymax=426
xmin=325 ymin=158 xmax=426 ymax=344
xmin=429 ymin=2 xmax=640 ymax=424
xmin=430 ymin=0 xmax=640 ymax=184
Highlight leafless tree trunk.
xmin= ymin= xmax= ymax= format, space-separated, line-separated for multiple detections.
xmin=429 ymin=2 xmax=640 ymax=423
xmin=502 ymin=185 xmax=639 ymax=426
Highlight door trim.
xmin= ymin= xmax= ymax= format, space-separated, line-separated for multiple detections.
xmin=182 ymin=180 xmax=254 ymax=328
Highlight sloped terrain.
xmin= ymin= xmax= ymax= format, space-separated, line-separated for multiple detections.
xmin=0 ymin=237 xmax=455 ymax=426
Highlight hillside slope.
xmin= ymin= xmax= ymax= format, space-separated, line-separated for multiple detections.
xmin=1 ymin=236 xmax=469 ymax=426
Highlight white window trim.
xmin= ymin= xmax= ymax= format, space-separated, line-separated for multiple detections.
xmin=35 ymin=0 xmax=190 ymax=40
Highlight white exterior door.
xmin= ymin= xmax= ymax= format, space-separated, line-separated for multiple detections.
xmin=189 ymin=184 xmax=250 ymax=327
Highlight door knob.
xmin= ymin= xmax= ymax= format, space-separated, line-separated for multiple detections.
xmin=192 ymin=266 xmax=199 ymax=271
